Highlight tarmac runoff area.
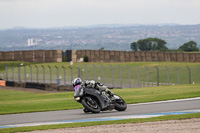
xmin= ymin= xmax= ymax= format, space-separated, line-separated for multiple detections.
xmin=0 ymin=97 xmax=200 ymax=130
xmin=0 ymin=110 xmax=200 ymax=129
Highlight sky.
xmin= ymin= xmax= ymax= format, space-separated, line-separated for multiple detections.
xmin=0 ymin=0 xmax=200 ymax=29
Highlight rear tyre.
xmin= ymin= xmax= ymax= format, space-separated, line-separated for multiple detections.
xmin=81 ymin=97 xmax=100 ymax=113
xmin=114 ymin=97 xmax=127 ymax=111
xmin=83 ymin=108 xmax=90 ymax=113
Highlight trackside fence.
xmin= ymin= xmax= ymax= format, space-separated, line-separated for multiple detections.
xmin=2 ymin=64 xmax=200 ymax=88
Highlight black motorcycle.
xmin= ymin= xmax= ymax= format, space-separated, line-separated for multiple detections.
xmin=74 ymin=85 xmax=127 ymax=113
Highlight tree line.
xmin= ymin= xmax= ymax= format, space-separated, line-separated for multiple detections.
xmin=130 ymin=38 xmax=199 ymax=52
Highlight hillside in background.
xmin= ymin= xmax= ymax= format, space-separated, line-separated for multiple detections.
xmin=0 ymin=24 xmax=200 ymax=51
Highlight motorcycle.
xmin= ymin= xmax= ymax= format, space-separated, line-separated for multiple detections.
xmin=74 ymin=84 xmax=127 ymax=113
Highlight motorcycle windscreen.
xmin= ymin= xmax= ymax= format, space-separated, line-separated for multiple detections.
xmin=74 ymin=85 xmax=80 ymax=92
xmin=74 ymin=85 xmax=84 ymax=96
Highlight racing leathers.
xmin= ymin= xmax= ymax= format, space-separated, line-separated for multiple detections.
xmin=83 ymin=80 xmax=114 ymax=96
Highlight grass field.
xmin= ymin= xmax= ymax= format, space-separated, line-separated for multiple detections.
xmin=0 ymin=61 xmax=37 ymax=73
xmin=0 ymin=84 xmax=200 ymax=115
xmin=1 ymin=61 xmax=200 ymax=86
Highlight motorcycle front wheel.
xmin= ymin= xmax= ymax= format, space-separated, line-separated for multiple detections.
xmin=81 ymin=97 xmax=100 ymax=113
xmin=114 ymin=96 xmax=127 ymax=111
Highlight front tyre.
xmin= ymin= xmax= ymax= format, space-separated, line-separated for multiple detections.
xmin=81 ymin=97 xmax=100 ymax=113
xmin=114 ymin=97 xmax=127 ymax=111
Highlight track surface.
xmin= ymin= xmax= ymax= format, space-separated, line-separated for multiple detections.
xmin=0 ymin=97 xmax=200 ymax=126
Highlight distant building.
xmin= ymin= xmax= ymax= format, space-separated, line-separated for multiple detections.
xmin=27 ymin=38 xmax=38 ymax=47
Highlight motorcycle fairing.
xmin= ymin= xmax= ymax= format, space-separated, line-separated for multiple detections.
xmin=84 ymin=88 xmax=109 ymax=109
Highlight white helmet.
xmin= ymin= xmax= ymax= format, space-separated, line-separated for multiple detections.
xmin=72 ymin=78 xmax=82 ymax=86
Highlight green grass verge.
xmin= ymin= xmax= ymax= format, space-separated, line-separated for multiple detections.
xmin=0 ymin=61 xmax=38 ymax=72
xmin=1 ymin=112 xmax=200 ymax=133
xmin=0 ymin=84 xmax=200 ymax=114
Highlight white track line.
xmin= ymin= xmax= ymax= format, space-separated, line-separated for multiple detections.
xmin=129 ymin=97 xmax=200 ymax=106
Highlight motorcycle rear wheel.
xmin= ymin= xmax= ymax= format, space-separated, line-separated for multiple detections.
xmin=83 ymin=108 xmax=90 ymax=113
xmin=81 ymin=97 xmax=100 ymax=113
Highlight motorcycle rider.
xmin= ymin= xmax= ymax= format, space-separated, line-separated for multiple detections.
xmin=72 ymin=78 xmax=114 ymax=97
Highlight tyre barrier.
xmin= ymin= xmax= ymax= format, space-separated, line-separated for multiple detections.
xmin=6 ymin=81 xmax=15 ymax=87
xmin=14 ymin=81 xmax=26 ymax=88
xmin=45 ymin=83 xmax=59 ymax=91
xmin=58 ymin=85 xmax=74 ymax=91
xmin=26 ymin=82 xmax=38 ymax=89
xmin=26 ymin=82 xmax=46 ymax=90
xmin=36 ymin=83 xmax=46 ymax=90
xmin=4 ymin=81 xmax=73 ymax=91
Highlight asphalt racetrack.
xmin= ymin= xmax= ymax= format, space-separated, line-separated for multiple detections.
xmin=0 ymin=97 xmax=200 ymax=128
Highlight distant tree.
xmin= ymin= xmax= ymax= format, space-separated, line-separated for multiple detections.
xmin=83 ymin=55 xmax=89 ymax=62
xmin=178 ymin=41 xmax=199 ymax=52
xmin=130 ymin=38 xmax=168 ymax=51
xmin=99 ymin=47 xmax=104 ymax=50
xmin=130 ymin=42 xmax=138 ymax=51
xmin=151 ymin=38 xmax=168 ymax=51
xmin=167 ymin=49 xmax=178 ymax=52
xmin=137 ymin=39 xmax=152 ymax=51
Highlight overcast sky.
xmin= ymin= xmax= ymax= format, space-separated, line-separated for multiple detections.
xmin=0 ymin=0 xmax=200 ymax=29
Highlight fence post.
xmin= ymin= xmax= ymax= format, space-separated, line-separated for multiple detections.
xmin=62 ymin=66 xmax=66 ymax=85
xmin=93 ymin=64 xmax=97 ymax=81
xmin=24 ymin=66 xmax=26 ymax=82
xmin=186 ymin=66 xmax=191 ymax=84
xmin=28 ymin=65 xmax=32 ymax=82
xmin=48 ymin=65 xmax=52 ymax=84
xmin=100 ymin=64 xmax=105 ymax=84
xmin=55 ymin=65 xmax=59 ymax=79
xmin=69 ymin=66 xmax=73 ymax=82
xmin=35 ymin=65 xmax=38 ymax=83
xmin=154 ymin=66 xmax=159 ymax=86
xmin=5 ymin=64 xmax=8 ymax=81
xmin=11 ymin=65 xmax=14 ymax=81
xmin=135 ymin=66 xmax=140 ymax=87
xmin=144 ymin=66 xmax=149 ymax=87
xmin=118 ymin=65 xmax=122 ymax=88
xmin=198 ymin=66 xmax=200 ymax=83
xmin=165 ymin=66 xmax=170 ymax=85
xmin=76 ymin=66 xmax=81 ymax=78
xmin=0 ymin=73 xmax=3 ymax=80
xmin=41 ymin=65 xmax=45 ymax=83
xmin=175 ymin=67 xmax=180 ymax=85
xmin=127 ymin=66 xmax=131 ymax=88
xmin=84 ymin=64 xmax=88 ymax=80
xmin=18 ymin=65 xmax=21 ymax=82
xmin=109 ymin=65 xmax=114 ymax=88
xmin=79 ymin=66 xmax=83 ymax=80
